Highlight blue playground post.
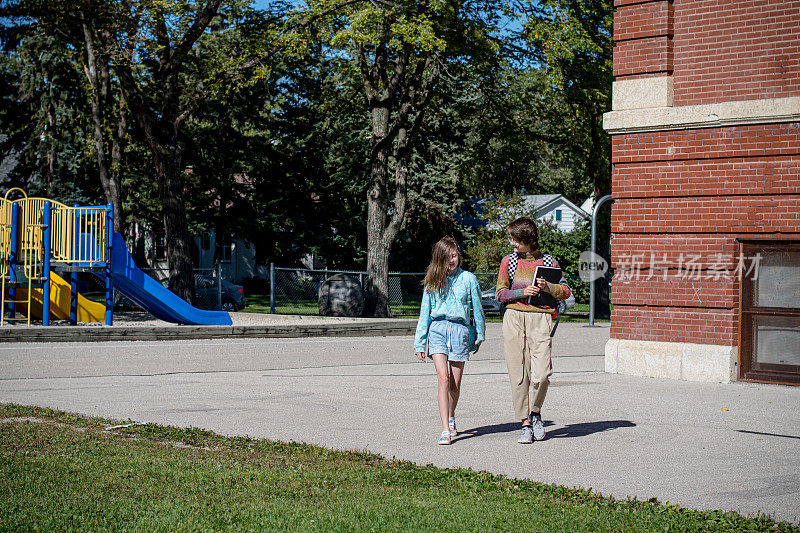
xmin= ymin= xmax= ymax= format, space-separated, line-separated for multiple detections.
xmin=7 ymin=203 xmax=19 ymax=323
xmin=104 ymin=203 xmax=113 ymax=325
xmin=42 ymin=201 xmax=52 ymax=326
xmin=70 ymin=204 xmax=79 ymax=325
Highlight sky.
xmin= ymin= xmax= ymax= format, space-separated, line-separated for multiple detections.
xmin=248 ymin=0 xmax=524 ymax=35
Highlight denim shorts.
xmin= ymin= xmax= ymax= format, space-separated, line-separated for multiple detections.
xmin=428 ymin=319 xmax=471 ymax=362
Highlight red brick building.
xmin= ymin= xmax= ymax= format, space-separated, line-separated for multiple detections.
xmin=603 ymin=0 xmax=800 ymax=384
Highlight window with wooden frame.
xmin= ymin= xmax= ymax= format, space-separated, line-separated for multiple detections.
xmin=739 ymin=241 xmax=800 ymax=385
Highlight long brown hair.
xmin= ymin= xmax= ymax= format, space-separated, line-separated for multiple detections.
xmin=422 ymin=236 xmax=461 ymax=295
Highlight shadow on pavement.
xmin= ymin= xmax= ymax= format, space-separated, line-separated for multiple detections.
xmin=456 ymin=422 xmax=520 ymax=441
xmin=456 ymin=419 xmax=636 ymax=442
xmin=544 ymin=420 xmax=636 ymax=439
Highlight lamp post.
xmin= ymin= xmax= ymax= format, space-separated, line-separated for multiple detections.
xmin=589 ymin=194 xmax=614 ymax=326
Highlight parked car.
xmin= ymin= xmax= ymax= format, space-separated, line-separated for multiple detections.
xmin=194 ymin=274 xmax=246 ymax=312
xmin=480 ymin=287 xmax=504 ymax=316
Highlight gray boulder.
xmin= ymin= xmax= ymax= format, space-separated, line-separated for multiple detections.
xmin=318 ymin=274 xmax=364 ymax=317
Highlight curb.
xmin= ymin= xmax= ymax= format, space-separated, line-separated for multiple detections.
xmin=0 ymin=320 xmax=418 ymax=343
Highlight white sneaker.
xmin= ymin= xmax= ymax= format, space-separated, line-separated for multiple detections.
xmin=517 ymin=426 xmax=533 ymax=444
xmin=529 ymin=412 xmax=546 ymax=441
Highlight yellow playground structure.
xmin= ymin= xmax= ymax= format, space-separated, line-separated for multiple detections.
xmin=1 ymin=188 xmax=112 ymax=326
xmin=1 ymin=188 xmax=232 ymax=327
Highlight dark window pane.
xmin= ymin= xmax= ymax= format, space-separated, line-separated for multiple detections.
xmin=753 ymin=315 xmax=800 ymax=366
xmin=755 ymin=247 xmax=800 ymax=309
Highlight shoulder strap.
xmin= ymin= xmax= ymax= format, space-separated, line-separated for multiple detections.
xmin=507 ymin=252 xmax=519 ymax=286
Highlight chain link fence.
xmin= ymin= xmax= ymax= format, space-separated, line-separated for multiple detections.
xmin=78 ymin=263 xmax=593 ymax=317
xmin=270 ymin=267 xmax=418 ymax=316
xmin=269 ymin=267 xmax=591 ymax=317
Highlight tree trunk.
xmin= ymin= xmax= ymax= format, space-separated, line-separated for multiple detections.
xmin=82 ymin=20 xmax=124 ymax=232
xmin=157 ymin=144 xmax=194 ymax=303
xmin=213 ymin=188 xmax=227 ymax=269
xmin=357 ymin=44 xmax=432 ymax=317
xmin=116 ymin=62 xmax=195 ymax=304
xmin=109 ymin=78 xmax=128 ymax=232
xmin=365 ymin=232 xmax=391 ymax=317
xmin=364 ymin=104 xmax=392 ymax=317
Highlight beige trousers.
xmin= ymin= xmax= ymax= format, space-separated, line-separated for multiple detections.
xmin=502 ymin=308 xmax=553 ymax=420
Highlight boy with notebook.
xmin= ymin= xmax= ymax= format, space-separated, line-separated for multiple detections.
xmin=495 ymin=217 xmax=572 ymax=444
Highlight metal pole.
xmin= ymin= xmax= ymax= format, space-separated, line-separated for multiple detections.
xmin=217 ymin=262 xmax=222 ymax=310
xmin=70 ymin=204 xmax=79 ymax=325
xmin=269 ymin=262 xmax=275 ymax=314
xmin=104 ymin=203 xmax=113 ymax=326
xmin=590 ymin=194 xmax=614 ymax=326
xmin=42 ymin=201 xmax=51 ymax=326
xmin=8 ymin=203 xmax=19 ymax=323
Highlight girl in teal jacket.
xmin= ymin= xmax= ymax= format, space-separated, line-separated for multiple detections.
xmin=414 ymin=236 xmax=486 ymax=445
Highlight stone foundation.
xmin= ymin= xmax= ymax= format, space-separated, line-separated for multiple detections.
xmin=605 ymin=338 xmax=737 ymax=383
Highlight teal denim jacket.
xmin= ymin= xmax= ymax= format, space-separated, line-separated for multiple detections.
xmin=414 ymin=268 xmax=486 ymax=352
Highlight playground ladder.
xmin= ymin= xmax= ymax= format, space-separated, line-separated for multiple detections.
xmin=0 ymin=203 xmax=13 ymax=324
xmin=1 ymin=190 xmax=41 ymax=325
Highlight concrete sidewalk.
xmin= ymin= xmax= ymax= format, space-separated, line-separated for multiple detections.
xmin=0 ymin=321 xmax=797 ymax=524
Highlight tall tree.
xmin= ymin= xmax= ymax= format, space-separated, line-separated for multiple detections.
xmin=2 ymin=0 xmax=234 ymax=299
xmin=78 ymin=16 xmax=129 ymax=232
xmin=0 ymin=27 xmax=99 ymax=202
xmin=104 ymin=0 xmax=226 ymax=301
xmin=300 ymin=0 xmax=502 ymax=316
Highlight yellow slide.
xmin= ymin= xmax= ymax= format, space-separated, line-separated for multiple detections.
xmin=20 ymin=271 xmax=106 ymax=322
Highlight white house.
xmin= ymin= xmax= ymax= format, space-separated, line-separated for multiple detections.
xmin=466 ymin=194 xmax=590 ymax=233
xmin=520 ymin=194 xmax=590 ymax=232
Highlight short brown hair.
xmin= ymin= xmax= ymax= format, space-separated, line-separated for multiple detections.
xmin=508 ymin=217 xmax=539 ymax=249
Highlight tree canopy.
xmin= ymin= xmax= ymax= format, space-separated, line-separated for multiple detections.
xmin=0 ymin=0 xmax=613 ymax=314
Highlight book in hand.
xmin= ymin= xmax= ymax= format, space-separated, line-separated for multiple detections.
xmin=527 ymin=265 xmax=563 ymax=308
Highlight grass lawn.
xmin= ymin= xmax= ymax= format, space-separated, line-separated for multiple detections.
xmin=242 ymin=293 xmax=422 ymax=317
xmin=243 ymin=294 xmax=609 ymax=324
xmin=0 ymin=404 xmax=794 ymax=532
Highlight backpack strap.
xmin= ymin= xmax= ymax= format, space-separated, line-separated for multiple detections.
xmin=507 ymin=252 xmax=519 ymax=286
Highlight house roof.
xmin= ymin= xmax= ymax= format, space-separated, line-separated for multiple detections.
xmin=521 ymin=194 xmax=590 ymax=220
xmin=459 ymin=194 xmax=590 ymax=229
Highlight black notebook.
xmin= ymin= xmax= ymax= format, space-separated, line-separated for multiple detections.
xmin=527 ymin=265 xmax=563 ymax=308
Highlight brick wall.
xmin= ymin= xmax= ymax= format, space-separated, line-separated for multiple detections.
xmin=673 ymin=0 xmax=800 ymax=105
xmin=609 ymin=0 xmax=800 ymax=348
xmin=613 ymin=0 xmax=800 ymax=101
xmin=611 ymin=306 xmax=738 ymax=345
xmin=610 ymin=124 xmax=800 ymax=344
xmin=613 ymin=0 xmax=673 ymax=79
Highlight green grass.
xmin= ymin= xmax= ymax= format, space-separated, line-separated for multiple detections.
xmin=242 ymin=293 xmax=421 ymax=317
xmin=0 ymin=404 xmax=795 ymax=532
xmin=242 ymin=294 xmax=610 ymax=323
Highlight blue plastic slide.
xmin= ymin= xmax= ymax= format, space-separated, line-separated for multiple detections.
xmin=110 ymin=233 xmax=232 ymax=325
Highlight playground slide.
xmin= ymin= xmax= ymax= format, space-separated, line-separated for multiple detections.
xmin=110 ymin=232 xmax=232 ymax=326
xmin=36 ymin=272 xmax=106 ymax=322
xmin=8 ymin=272 xmax=106 ymax=323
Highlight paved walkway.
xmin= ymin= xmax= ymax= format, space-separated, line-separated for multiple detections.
xmin=0 ymin=320 xmax=797 ymax=524
xmin=0 ymin=311 xmax=418 ymax=342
